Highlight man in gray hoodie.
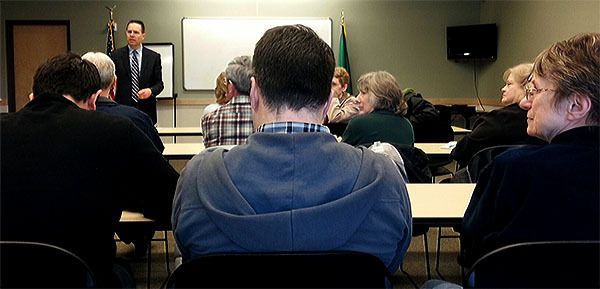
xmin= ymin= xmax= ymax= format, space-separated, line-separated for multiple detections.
xmin=172 ymin=24 xmax=412 ymax=273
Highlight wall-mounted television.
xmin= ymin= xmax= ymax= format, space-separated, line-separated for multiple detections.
xmin=447 ymin=24 xmax=497 ymax=61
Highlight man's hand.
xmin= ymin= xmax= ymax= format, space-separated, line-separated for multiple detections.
xmin=137 ymin=88 xmax=153 ymax=99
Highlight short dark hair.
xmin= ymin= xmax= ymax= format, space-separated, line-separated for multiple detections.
xmin=32 ymin=53 xmax=101 ymax=101
xmin=253 ymin=24 xmax=335 ymax=112
xmin=127 ymin=20 xmax=145 ymax=33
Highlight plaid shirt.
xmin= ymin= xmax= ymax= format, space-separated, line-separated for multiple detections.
xmin=257 ymin=121 xmax=330 ymax=134
xmin=201 ymin=95 xmax=253 ymax=148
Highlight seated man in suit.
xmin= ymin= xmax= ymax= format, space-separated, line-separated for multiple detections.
xmin=83 ymin=51 xmax=165 ymax=256
xmin=172 ymin=25 xmax=412 ymax=273
xmin=1 ymin=53 xmax=179 ymax=287
xmin=201 ymin=56 xmax=254 ymax=148
xmin=83 ymin=51 xmax=164 ymax=152
xmin=460 ymin=32 xmax=599 ymax=269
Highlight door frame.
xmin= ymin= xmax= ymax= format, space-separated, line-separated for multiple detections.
xmin=5 ymin=20 xmax=71 ymax=112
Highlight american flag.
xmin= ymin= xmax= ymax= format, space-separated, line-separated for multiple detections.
xmin=106 ymin=20 xmax=116 ymax=56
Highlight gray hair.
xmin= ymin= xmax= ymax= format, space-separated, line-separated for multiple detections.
xmin=82 ymin=52 xmax=116 ymax=90
xmin=225 ymin=55 xmax=253 ymax=95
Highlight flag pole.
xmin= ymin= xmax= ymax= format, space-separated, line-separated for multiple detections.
xmin=338 ymin=10 xmax=352 ymax=94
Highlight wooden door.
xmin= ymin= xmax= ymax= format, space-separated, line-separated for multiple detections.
xmin=6 ymin=21 xmax=70 ymax=112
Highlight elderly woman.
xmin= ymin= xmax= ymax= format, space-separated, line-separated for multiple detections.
xmin=460 ymin=32 xmax=600 ymax=274
xmin=341 ymin=71 xmax=414 ymax=146
xmin=451 ymin=63 xmax=546 ymax=168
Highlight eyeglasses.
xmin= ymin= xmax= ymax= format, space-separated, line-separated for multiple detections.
xmin=525 ymin=87 xmax=556 ymax=101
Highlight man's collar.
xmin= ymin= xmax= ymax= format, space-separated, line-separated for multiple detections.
xmin=257 ymin=122 xmax=330 ymax=134
xmin=128 ymin=45 xmax=143 ymax=53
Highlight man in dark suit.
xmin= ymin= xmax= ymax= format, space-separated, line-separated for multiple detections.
xmin=1 ymin=53 xmax=178 ymax=287
xmin=111 ymin=19 xmax=163 ymax=124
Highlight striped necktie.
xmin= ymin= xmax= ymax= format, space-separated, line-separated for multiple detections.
xmin=131 ymin=50 xmax=140 ymax=103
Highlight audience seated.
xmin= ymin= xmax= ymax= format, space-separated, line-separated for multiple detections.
xmin=172 ymin=25 xmax=412 ymax=273
xmin=326 ymin=67 xmax=360 ymax=124
xmin=84 ymin=51 xmax=166 ymax=256
xmin=460 ymin=32 xmax=599 ymax=270
xmin=0 ymin=53 xmax=179 ymax=287
xmin=341 ymin=71 xmax=414 ymax=146
xmin=202 ymin=71 xmax=231 ymax=119
xmin=201 ymin=56 xmax=254 ymax=148
xmin=451 ymin=63 xmax=546 ymax=168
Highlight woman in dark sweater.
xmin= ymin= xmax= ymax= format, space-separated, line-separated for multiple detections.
xmin=342 ymin=71 xmax=414 ymax=146
xmin=451 ymin=63 xmax=546 ymax=168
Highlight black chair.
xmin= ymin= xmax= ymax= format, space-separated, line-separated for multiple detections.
xmin=425 ymin=105 xmax=455 ymax=182
xmin=0 ymin=240 xmax=96 ymax=288
xmin=165 ymin=251 xmax=391 ymax=288
xmin=393 ymin=143 xmax=433 ymax=183
xmin=392 ymin=144 xmax=433 ymax=280
xmin=466 ymin=144 xmax=524 ymax=183
xmin=464 ymin=240 xmax=600 ymax=288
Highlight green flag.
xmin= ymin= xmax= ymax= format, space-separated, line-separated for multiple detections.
xmin=338 ymin=23 xmax=353 ymax=95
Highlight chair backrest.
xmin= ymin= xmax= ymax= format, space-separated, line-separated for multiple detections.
xmin=166 ymin=251 xmax=390 ymax=288
xmin=466 ymin=144 xmax=524 ymax=182
xmin=0 ymin=241 xmax=96 ymax=288
xmin=465 ymin=240 xmax=600 ymax=288
xmin=392 ymin=143 xmax=433 ymax=183
xmin=412 ymin=104 xmax=454 ymax=143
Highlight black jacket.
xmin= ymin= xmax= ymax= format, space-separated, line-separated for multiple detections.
xmin=451 ymin=103 xmax=545 ymax=168
xmin=460 ymin=126 xmax=600 ymax=267
xmin=1 ymin=93 xmax=177 ymax=286
xmin=111 ymin=45 xmax=163 ymax=123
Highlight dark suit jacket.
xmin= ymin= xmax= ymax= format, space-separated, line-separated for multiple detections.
xmin=96 ymin=96 xmax=164 ymax=152
xmin=111 ymin=45 xmax=163 ymax=124
xmin=1 ymin=93 xmax=178 ymax=286
xmin=460 ymin=126 xmax=600 ymax=267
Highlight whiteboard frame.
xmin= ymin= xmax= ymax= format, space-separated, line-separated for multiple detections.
xmin=144 ymin=42 xmax=174 ymax=99
xmin=181 ymin=17 xmax=332 ymax=91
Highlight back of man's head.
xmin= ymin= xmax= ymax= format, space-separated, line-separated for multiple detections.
xmin=33 ymin=53 xmax=101 ymax=101
xmin=225 ymin=55 xmax=253 ymax=96
xmin=82 ymin=52 xmax=116 ymax=91
xmin=253 ymin=24 xmax=335 ymax=112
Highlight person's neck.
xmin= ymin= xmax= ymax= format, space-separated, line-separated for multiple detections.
xmin=128 ymin=44 xmax=142 ymax=51
xmin=63 ymin=94 xmax=89 ymax=110
xmin=339 ymin=92 xmax=350 ymax=102
xmin=254 ymin=107 xmax=324 ymax=130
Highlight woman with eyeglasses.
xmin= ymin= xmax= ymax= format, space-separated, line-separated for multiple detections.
xmin=459 ymin=32 xmax=600 ymax=282
xmin=451 ymin=63 xmax=546 ymax=169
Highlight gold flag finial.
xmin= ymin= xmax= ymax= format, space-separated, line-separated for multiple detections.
xmin=341 ymin=10 xmax=345 ymax=26
xmin=105 ymin=5 xmax=116 ymax=21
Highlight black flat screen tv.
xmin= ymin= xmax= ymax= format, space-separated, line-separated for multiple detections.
xmin=447 ymin=24 xmax=497 ymax=61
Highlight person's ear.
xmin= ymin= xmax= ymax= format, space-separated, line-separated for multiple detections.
xmin=250 ymin=77 xmax=260 ymax=113
xmin=341 ymin=83 xmax=348 ymax=92
xmin=322 ymin=90 xmax=334 ymax=119
xmin=227 ymin=81 xmax=236 ymax=98
xmin=86 ymin=89 xmax=101 ymax=111
xmin=566 ymin=93 xmax=591 ymax=122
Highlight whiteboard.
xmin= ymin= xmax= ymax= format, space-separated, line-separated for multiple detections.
xmin=182 ymin=17 xmax=332 ymax=90
xmin=145 ymin=43 xmax=174 ymax=98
